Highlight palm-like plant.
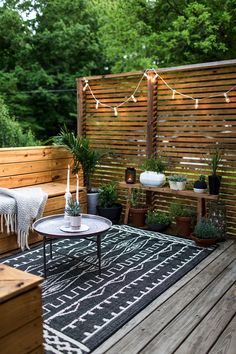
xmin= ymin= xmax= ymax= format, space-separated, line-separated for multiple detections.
xmin=54 ymin=127 xmax=107 ymax=192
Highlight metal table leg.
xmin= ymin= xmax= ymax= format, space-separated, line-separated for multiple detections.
xmin=43 ymin=237 xmax=47 ymax=278
xmin=97 ymin=234 xmax=102 ymax=275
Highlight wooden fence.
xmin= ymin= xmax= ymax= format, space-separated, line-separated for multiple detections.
xmin=77 ymin=60 xmax=236 ymax=237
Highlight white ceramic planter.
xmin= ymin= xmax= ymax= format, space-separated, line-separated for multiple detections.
xmin=193 ymin=188 xmax=206 ymax=193
xmin=176 ymin=181 xmax=186 ymax=191
xmin=70 ymin=215 xmax=82 ymax=229
xmin=169 ymin=181 xmax=178 ymax=190
xmin=140 ymin=171 xmax=166 ymax=187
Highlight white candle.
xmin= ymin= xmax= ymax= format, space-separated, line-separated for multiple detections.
xmin=76 ymin=174 xmax=79 ymax=204
xmin=66 ymin=165 xmax=70 ymax=193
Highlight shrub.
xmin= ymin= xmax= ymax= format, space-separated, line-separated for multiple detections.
xmin=0 ymin=97 xmax=39 ymax=147
xmin=194 ymin=218 xmax=219 ymax=239
xmin=170 ymin=202 xmax=195 ymax=218
xmin=146 ymin=210 xmax=170 ymax=225
xmin=98 ymin=182 xmax=118 ymax=208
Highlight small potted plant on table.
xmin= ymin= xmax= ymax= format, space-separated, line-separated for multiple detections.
xmin=66 ymin=197 xmax=81 ymax=229
xmin=146 ymin=209 xmax=171 ymax=232
xmin=97 ymin=182 xmax=122 ymax=224
xmin=139 ymin=155 xmax=167 ymax=187
xmin=191 ymin=218 xmax=220 ymax=246
xmin=170 ymin=202 xmax=196 ymax=238
xmin=168 ymin=175 xmax=187 ymax=190
xmin=193 ymin=175 xmax=207 ymax=193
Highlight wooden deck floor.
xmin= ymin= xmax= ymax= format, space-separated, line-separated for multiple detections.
xmin=94 ymin=239 xmax=236 ymax=354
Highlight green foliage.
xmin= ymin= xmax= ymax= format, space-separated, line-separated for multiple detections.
xmin=65 ymin=197 xmax=81 ymax=216
xmin=54 ymin=126 xmax=107 ymax=191
xmin=170 ymin=202 xmax=196 ymax=218
xmin=98 ymin=182 xmax=118 ymax=208
xmin=146 ymin=209 xmax=170 ymax=225
xmin=141 ymin=155 xmax=166 ymax=173
xmin=194 ymin=217 xmax=219 ymax=239
xmin=199 ymin=175 xmax=206 ymax=182
xmin=130 ymin=188 xmax=145 ymax=208
xmin=168 ymin=175 xmax=187 ymax=182
xmin=0 ymin=97 xmax=39 ymax=147
xmin=208 ymin=146 xmax=222 ymax=175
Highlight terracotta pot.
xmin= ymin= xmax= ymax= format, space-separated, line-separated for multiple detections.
xmin=191 ymin=234 xmax=218 ymax=247
xmin=130 ymin=207 xmax=148 ymax=227
xmin=175 ymin=216 xmax=192 ymax=238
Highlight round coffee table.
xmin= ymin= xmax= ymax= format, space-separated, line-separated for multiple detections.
xmin=33 ymin=214 xmax=112 ymax=278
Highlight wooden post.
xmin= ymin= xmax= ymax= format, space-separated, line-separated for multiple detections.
xmin=77 ymin=78 xmax=84 ymax=137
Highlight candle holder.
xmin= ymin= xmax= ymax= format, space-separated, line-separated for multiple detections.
xmin=125 ymin=167 xmax=136 ymax=184
xmin=64 ymin=191 xmax=72 ymax=227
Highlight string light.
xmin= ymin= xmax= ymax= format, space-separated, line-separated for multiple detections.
xmin=83 ymin=79 xmax=88 ymax=92
xmin=131 ymin=95 xmax=137 ymax=102
xmin=82 ymin=69 xmax=235 ymax=115
xmin=224 ymin=92 xmax=230 ymax=103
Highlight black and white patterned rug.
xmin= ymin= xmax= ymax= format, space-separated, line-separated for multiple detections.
xmin=2 ymin=225 xmax=215 ymax=353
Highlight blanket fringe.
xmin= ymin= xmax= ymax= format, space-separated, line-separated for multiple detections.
xmin=0 ymin=214 xmax=16 ymax=234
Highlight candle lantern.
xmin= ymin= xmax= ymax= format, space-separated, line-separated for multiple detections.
xmin=125 ymin=167 xmax=136 ymax=184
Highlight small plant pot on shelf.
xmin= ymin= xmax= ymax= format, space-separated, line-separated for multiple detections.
xmin=193 ymin=175 xmax=207 ymax=193
xmin=208 ymin=175 xmax=222 ymax=195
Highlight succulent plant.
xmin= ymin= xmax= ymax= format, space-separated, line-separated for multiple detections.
xmin=65 ymin=197 xmax=81 ymax=216
xmin=194 ymin=175 xmax=207 ymax=190
xmin=168 ymin=175 xmax=187 ymax=182
xmin=193 ymin=218 xmax=219 ymax=239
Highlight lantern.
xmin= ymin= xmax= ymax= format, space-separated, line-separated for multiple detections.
xmin=125 ymin=167 xmax=136 ymax=184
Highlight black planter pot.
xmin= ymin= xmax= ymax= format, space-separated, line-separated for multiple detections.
xmin=97 ymin=203 xmax=122 ymax=224
xmin=146 ymin=223 xmax=170 ymax=232
xmin=208 ymin=175 xmax=222 ymax=195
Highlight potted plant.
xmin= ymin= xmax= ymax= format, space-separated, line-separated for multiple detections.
xmin=54 ymin=127 xmax=108 ymax=214
xmin=146 ymin=209 xmax=171 ymax=232
xmin=97 ymin=182 xmax=122 ymax=224
xmin=207 ymin=145 xmax=222 ymax=195
xmin=191 ymin=218 xmax=220 ymax=246
xmin=193 ymin=175 xmax=207 ymax=193
xmin=139 ymin=155 xmax=166 ymax=187
xmin=65 ymin=197 xmax=81 ymax=229
xmin=168 ymin=175 xmax=187 ymax=190
xmin=170 ymin=202 xmax=196 ymax=238
xmin=129 ymin=188 xmax=148 ymax=227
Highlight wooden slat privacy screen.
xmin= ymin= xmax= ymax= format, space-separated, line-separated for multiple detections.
xmin=77 ymin=60 xmax=236 ymax=237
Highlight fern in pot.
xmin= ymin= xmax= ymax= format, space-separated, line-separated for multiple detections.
xmin=97 ymin=182 xmax=122 ymax=224
xmin=146 ymin=209 xmax=171 ymax=232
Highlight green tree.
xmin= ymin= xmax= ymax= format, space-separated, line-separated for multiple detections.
xmin=0 ymin=97 xmax=39 ymax=147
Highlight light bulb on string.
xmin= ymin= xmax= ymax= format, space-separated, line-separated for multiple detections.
xmin=144 ymin=72 xmax=151 ymax=80
xmin=131 ymin=95 xmax=137 ymax=102
xmin=95 ymin=100 xmax=100 ymax=109
xmin=224 ymin=93 xmax=230 ymax=103
xmin=152 ymin=73 xmax=159 ymax=83
xmin=114 ymin=107 xmax=118 ymax=116
xmin=195 ymin=99 xmax=199 ymax=109
xmin=172 ymin=90 xmax=176 ymax=99
xmin=83 ymin=79 xmax=88 ymax=92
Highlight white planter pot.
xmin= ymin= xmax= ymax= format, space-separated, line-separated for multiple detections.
xmin=70 ymin=215 xmax=82 ymax=229
xmin=169 ymin=181 xmax=178 ymax=190
xmin=193 ymin=188 xmax=206 ymax=193
xmin=140 ymin=171 xmax=166 ymax=187
xmin=176 ymin=181 xmax=186 ymax=191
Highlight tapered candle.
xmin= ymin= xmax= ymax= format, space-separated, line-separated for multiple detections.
xmin=66 ymin=165 xmax=70 ymax=193
xmin=76 ymin=174 xmax=79 ymax=204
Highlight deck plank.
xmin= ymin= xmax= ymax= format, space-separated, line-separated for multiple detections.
xmin=208 ymin=313 xmax=236 ymax=354
xmin=174 ymin=282 xmax=236 ymax=354
xmin=93 ymin=241 xmax=235 ymax=354
xmin=139 ymin=258 xmax=236 ymax=354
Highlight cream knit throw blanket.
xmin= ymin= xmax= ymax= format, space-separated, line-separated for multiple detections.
xmin=0 ymin=187 xmax=48 ymax=250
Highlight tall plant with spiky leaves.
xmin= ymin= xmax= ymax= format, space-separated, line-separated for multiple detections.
xmin=54 ymin=127 xmax=107 ymax=192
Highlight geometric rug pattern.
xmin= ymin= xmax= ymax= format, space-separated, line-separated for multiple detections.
xmin=2 ymin=225 xmax=215 ymax=353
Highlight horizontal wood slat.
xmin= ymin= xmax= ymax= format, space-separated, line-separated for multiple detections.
xmin=78 ymin=61 xmax=236 ymax=237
